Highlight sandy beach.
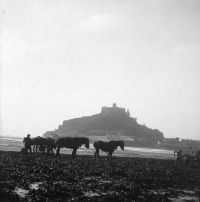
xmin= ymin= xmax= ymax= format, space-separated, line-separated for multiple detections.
xmin=0 ymin=137 xmax=200 ymax=201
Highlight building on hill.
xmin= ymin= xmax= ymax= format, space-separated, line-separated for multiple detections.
xmin=43 ymin=103 xmax=164 ymax=148
xmin=101 ymin=103 xmax=130 ymax=117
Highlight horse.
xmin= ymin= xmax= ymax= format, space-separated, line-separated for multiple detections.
xmin=93 ymin=140 xmax=124 ymax=157
xmin=45 ymin=137 xmax=56 ymax=154
xmin=32 ymin=136 xmax=56 ymax=154
xmin=31 ymin=136 xmax=45 ymax=153
xmin=55 ymin=137 xmax=90 ymax=157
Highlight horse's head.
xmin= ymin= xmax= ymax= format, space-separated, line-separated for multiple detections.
xmin=119 ymin=141 xmax=124 ymax=150
xmin=84 ymin=138 xmax=90 ymax=149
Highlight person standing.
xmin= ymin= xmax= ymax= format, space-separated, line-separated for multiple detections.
xmin=185 ymin=147 xmax=194 ymax=168
xmin=23 ymin=134 xmax=32 ymax=154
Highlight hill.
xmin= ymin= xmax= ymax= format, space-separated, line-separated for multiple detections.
xmin=43 ymin=103 xmax=164 ymax=147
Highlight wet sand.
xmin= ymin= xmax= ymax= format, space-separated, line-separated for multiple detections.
xmin=0 ymin=150 xmax=200 ymax=202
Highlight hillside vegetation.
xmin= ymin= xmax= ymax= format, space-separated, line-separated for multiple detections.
xmin=43 ymin=104 xmax=164 ymax=147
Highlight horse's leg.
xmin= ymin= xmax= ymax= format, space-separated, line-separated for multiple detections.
xmin=95 ymin=148 xmax=99 ymax=157
xmin=50 ymin=146 xmax=53 ymax=155
xmin=47 ymin=146 xmax=49 ymax=155
xmin=51 ymin=148 xmax=54 ymax=155
xmin=56 ymin=146 xmax=60 ymax=156
xmin=108 ymin=152 xmax=112 ymax=158
xmin=47 ymin=145 xmax=52 ymax=155
xmin=94 ymin=148 xmax=97 ymax=157
xmin=72 ymin=148 xmax=77 ymax=158
xmin=49 ymin=144 xmax=53 ymax=154
xmin=28 ymin=146 xmax=32 ymax=154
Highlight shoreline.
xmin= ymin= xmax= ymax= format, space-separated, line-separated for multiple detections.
xmin=0 ymin=136 xmax=174 ymax=160
xmin=0 ymin=147 xmax=174 ymax=160
xmin=0 ymin=150 xmax=200 ymax=202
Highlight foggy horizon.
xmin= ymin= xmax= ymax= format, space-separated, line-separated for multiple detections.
xmin=1 ymin=0 xmax=200 ymax=140
xmin=0 ymin=102 xmax=200 ymax=140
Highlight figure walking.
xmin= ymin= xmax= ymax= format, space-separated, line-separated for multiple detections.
xmin=23 ymin=134 xmax=32 ymax=154
xmin=174 ymin=149 xmax=183 ymax=167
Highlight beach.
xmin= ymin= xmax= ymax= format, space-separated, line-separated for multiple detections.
xmin=0 ymin=136 xmax=174 ymax=160
xmin=1 ymin=136 xmax=200 ymax=201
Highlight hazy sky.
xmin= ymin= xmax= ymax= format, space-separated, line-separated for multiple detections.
xmin=1 ymin=0 xmax=200 ymax=139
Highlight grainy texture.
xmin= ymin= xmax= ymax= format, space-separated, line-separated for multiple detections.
xmin=0 ymin=151 xmax=200 ymax=201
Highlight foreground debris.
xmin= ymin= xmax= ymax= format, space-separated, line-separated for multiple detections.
xmin=0 ymin=151 xmax=200 ymax=201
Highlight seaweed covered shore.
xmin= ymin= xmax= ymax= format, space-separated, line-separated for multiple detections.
xmin=0 ymin=151 xmax=200 ymax=202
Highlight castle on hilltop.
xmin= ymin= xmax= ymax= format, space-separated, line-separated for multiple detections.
xmin=101 ymin=103 xmax=130 ymax=117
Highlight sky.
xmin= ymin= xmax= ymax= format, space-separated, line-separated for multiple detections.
xmin=1 ymin=0 xmax=200 ymax=139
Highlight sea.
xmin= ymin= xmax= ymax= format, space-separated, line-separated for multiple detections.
xmin=0 ymin=136 xmax=174 ymax=159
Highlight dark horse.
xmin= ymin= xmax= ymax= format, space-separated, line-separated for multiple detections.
xmin=55 ymin=137 xmax=89 ymax=157
xmin=32 ymin=136 xmax=55 ymax=154
xmin=94 ymin=140 xmax=124 ymax=157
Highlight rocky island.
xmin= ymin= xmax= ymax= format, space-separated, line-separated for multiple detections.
xmin=43 ymin=103 xmax=164 ymax=148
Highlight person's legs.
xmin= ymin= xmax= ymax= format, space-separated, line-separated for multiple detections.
xmin=26 ymin=145 xmax=32 ymax=153
xmin=24 ymin=145 xmax=28 ymax=154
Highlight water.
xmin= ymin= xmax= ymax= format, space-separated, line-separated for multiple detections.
xmin=125 ymin=146 xmax=173 ymax=154
xmin=14 ymin=187 xmax=29 ymax=198
xmin=0 ymin=136 xmax=23 ymax=142
xmin=29 ymin=182 xmax=43 ymax=190
xmin=168 ymin=196 xmax=199 ymax=201
xmin=14 ymin=182 xmax=43 ymax=199
xmin=14 ymin=182 xmax=199 ymax=201
xmin=148 ymin=189 xmax=200 ymax=202
xmin=84 ymin=191 xmax=100 ymax=197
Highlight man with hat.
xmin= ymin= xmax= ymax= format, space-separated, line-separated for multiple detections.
xmin=23 ymin=134 xmax=32 ymax=154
